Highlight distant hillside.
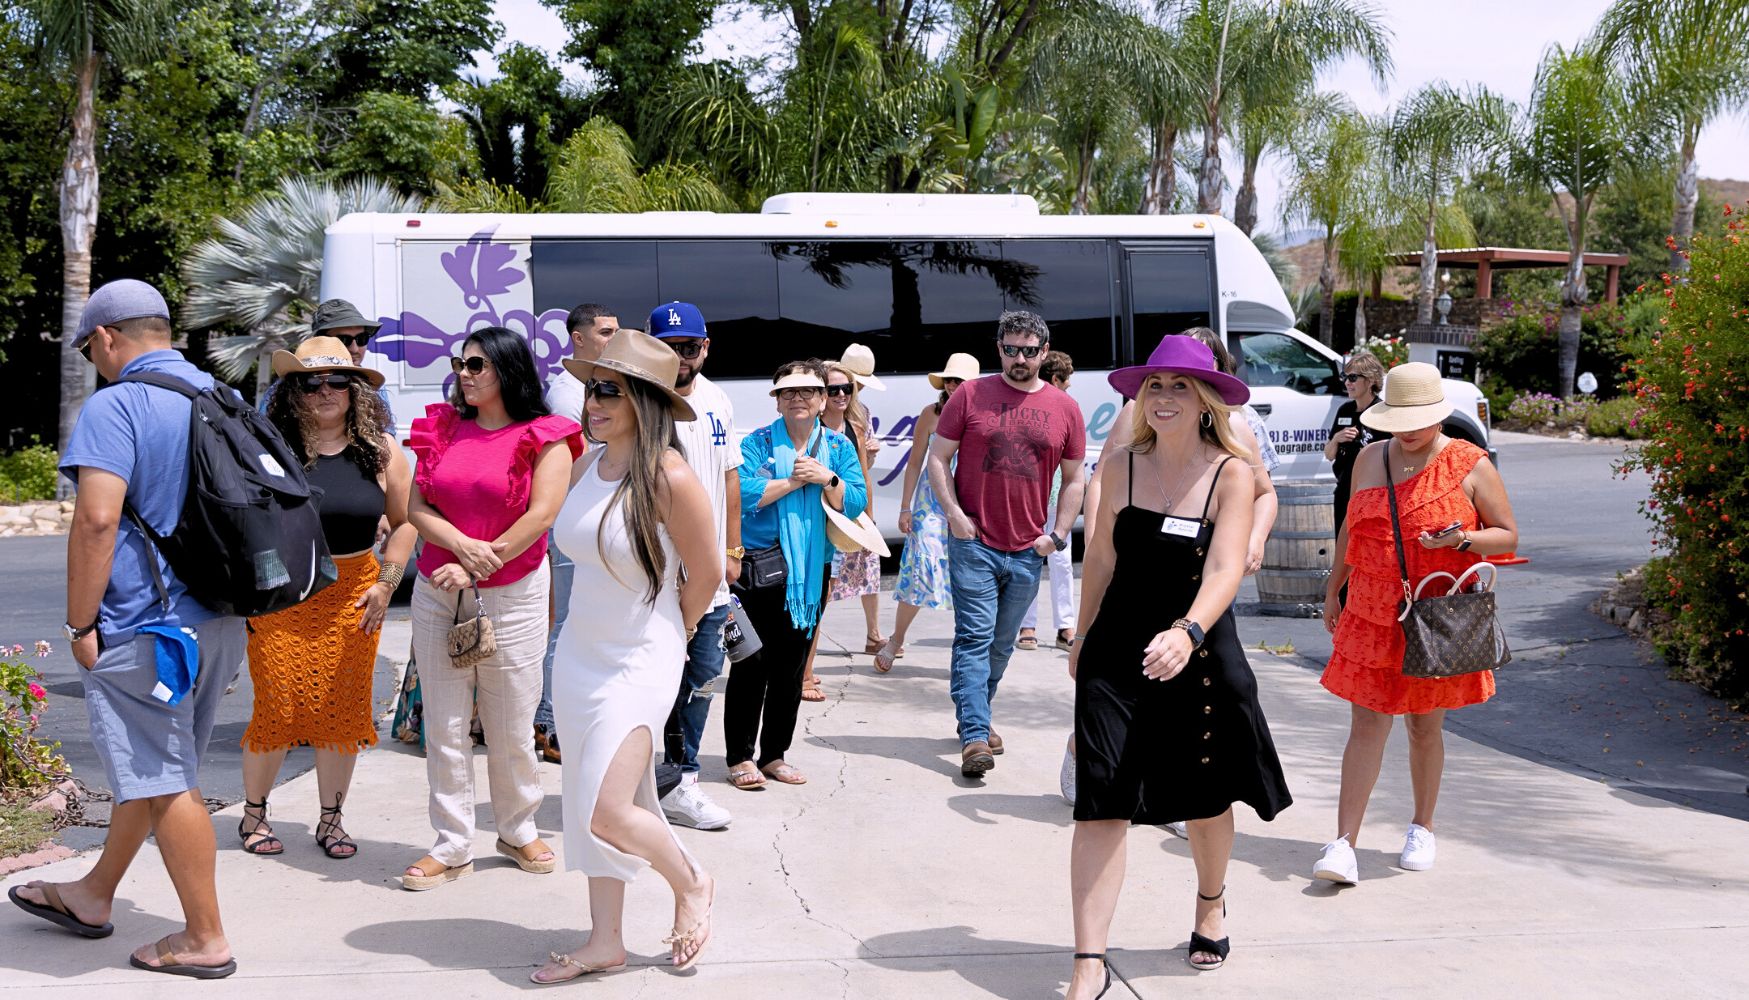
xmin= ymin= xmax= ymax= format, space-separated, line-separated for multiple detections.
xmin=1702 ymin=177 xmax=1749 ymax=210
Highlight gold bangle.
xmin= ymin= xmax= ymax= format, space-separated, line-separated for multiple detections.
xmin=376 ymin=562 xmax=405 ymax=590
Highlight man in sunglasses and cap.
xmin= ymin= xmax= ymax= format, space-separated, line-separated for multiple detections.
xmin=257 ymin=298 xmax=394 ymax=431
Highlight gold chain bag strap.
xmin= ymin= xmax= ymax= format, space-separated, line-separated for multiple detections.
xmin=1382 ymin=448 xmax=1511 ymax=678
xmin=447 ymin=583 xmax=497 ymax=669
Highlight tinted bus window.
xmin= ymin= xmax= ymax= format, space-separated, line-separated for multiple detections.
xmin=529 ymin=240 xmax=657 ymax=323
xmin=1002 ymin=240 xmax=1116 ymax=369
xmin=656 ymin=241 xmax=779 ymax=344
xmin=1127 ymin=247 xmax=1215 ymax=354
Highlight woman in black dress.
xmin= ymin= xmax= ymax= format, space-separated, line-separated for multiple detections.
xmin=1325 ymin=351 xmax=1389 ymax=530
xmin=1064 ymin=335 xmax=1291 ymax=999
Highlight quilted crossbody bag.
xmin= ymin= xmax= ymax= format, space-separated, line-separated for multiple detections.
xmin=447 ymin=584 xmax=497 ymax=668
xmin=1382 ymin=449 xmax=1512 ymax=678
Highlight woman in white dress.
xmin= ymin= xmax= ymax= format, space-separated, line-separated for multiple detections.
xmin=532 ymin=330 xmax=721 ymax=983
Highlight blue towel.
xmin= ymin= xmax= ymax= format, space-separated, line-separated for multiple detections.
xmin=137 ymin=625 xmax=201 ymax=706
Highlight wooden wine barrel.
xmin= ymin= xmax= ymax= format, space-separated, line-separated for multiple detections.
xmin=1254 ymin=481 xmax=1336 ymax=615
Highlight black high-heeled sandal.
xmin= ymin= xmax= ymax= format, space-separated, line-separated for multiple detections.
xmin=237 ymin=798 xmax=283 ymax=856
xmin=314 ymin=791 xmax=357 ymax=860
xmin=1188 ymin=886 xmax=1230 ymax=971
xmin=1072 ymin=952 xmax=1112 ymax=999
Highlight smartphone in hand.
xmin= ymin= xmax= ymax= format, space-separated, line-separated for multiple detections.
xmin=1431 ymin=521 xmax=1464 ymax=537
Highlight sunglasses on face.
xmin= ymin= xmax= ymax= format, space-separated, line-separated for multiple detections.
xmin=450 ymin=356 xmax=490 ymax=375
xmin=297 ymin=373 xmax=356 ymax=394
xmin=585 ymin=379 xmax=625 ymax=401
xmin=666 ymin=340 xmax=705 ymax=359
xmin=998 ymin=343 xmax=1044 ymax=359
xmin=941 ymin=377 xmax=964 ymax=388
xmin=777 ymin=387 xmax=821 ymax=401
xmin=328 ymin=332 xmax=372 ymax=349
xmin=77 ymin=337 xmax=94 ymax=363
xmin=824 ymin=384 xmax=854 ymax=397
xmin=1343 ymin=373 xmax=1365 ymax=383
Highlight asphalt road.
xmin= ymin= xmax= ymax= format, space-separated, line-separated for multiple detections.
xmin=6 ymin=430 xmax=1744 ymax=852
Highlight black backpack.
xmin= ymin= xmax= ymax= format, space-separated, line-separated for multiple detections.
xmin=110 ymin=371 xmax=337 ymax=618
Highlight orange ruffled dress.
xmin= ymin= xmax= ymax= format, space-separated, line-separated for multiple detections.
xmin=1322 ymin=440 xmax=1496 ymax=715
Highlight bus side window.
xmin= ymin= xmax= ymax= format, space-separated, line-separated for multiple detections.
xmin=1002 ymin=240 xmax=1117 ymax=370
xmin=1126 ymin=248 xmax=1215 ymax=356
xmin=656 ymin=241 xmax=780 ymax=379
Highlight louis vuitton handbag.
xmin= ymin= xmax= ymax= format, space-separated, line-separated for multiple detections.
xmin=1382 ymin=450 xmax=1511 ymax=678
xmin=448 ymin=584 xmax=498 ymax=669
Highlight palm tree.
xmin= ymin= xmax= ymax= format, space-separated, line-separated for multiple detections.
xmin=1282 ymin=102 xmax=1376 ymax=346
xmin=1022 ymin=5 xmax=1151 ymax=213
xmin=1514 ymin=43 xmax=1658 ymax=397
xmin=544 ymin=118 xmax=733 ymax=213
xmin=180 ymin=177 xmax=423 ymax=392
xmin=1594 ymin=0 xmax=1749 ymax=273
xmin=22 ymin=0 xmax=175 ymax=456
xmin=1388 ymin=82 xmax=1512 ymax=322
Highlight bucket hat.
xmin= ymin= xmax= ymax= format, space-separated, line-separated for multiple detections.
xmin=310 ymin=298 xmax=380 ymax=334
xmin=1359 ymin=362 xmax=1452 ymax=433
xmin=928 ymin=353 xmax=980 ymax=390
xmin=563 ymin=329 xmax=697 ymax=421
xmin=1107 ymin=335 xmax=1249 ymax=405
xmin=838 ymin=343 xmax=885 ymax=391
xmin=271 ymin=335 xmax=386 ymax=388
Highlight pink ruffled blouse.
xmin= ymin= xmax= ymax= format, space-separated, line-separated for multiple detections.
xmin=410 ymin=403 xmax=582 ymax=587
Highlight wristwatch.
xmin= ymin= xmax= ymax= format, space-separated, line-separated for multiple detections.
xmin=1049 ymin=531 xmax=1068 ymax=552
xmin=64 ymin=620 xmax=97 ymax=642
xmin=826 ymin=475 xmax=840 ymax=489
xmin=1457 ymin=531 xmax=1473 ymax=553
xmin=1171 ymin=617 xmax=1206 ymax=650
xmin=725 ymin=545 xmax=745 ymax=559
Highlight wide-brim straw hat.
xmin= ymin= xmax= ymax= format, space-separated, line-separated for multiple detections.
xmin=271 ymin=335 xmax=386 ymax=388
xmin=1360 ymin=362 xmax=1452 ymax=433
xmin=838 ymin=343 xmax=885 ymax=391
xmin=1107 ymin=335 xmax=1248 ymax=405
xmin=824 ymin=501 xmax=892 ymax=558
xmin=769 ymin=371 xmax=827 ymax=397
xmin=563 ymin=329 xmax=696 ymax=421
xmin=928 ymin=353 xmax=980 ymax=390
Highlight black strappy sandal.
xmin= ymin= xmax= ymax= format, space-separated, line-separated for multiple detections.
xmin=1072 ymin=952 xmax=1112 ymax=999
xmin=1188 ymin=886 xmax=1230 ymax=971
xmin=314 ymin=791 xmax=357 ymax=860
xmin=237 ymin=798 xmax=283 ymax=856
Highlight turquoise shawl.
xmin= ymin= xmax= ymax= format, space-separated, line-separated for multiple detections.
xmin=769 ymin=417 xmax=826 ymax=634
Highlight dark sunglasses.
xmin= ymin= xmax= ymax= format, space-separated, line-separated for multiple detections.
xmin=666 ymin=340 xmax=705 ymax=359
xmin=998 ymin=343 xmax=1044 ymax=359
xmin=824 ymin=384 xmax=854 ymax=397
xmin=1342 ymin=373 xmax=1365 ymax=383
xmin=450 ymin=356 xmax=489 ymax=375
xmin=77 ymin=337 xmax=94 ymax=363
xmin=297 ymin=373 xmax=356 ymax=394
xmin=777 ymin=387 xmax=821 ymax=401
xmin=329 ymin=332 xmax=372 ymax=349
xmin=585 ymin=379 xmax=625 ymax=400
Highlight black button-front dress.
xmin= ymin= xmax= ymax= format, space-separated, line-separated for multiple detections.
xmin=1074 ymin=453 xmax=1293 ymax=825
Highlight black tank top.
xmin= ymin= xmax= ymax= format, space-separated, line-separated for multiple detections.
xmin=308 ymin=451 xmax=385 ymax=554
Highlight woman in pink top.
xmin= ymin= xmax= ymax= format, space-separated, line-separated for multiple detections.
xmin=403 ymin=326 xmax=582 ymax=891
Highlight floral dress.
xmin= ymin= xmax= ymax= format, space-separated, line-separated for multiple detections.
xmin=892 ymin=434 xmax=953 ymax=610
xmin=830 ymin=421 xmax=882 ymax=600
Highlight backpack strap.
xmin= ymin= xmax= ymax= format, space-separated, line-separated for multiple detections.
xmin=110 ymin=371 xmax=200 ymax=398
xmin=108 ymin=371 xmax=204 ymax=613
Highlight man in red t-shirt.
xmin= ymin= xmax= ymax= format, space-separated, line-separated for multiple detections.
xmin=927 ymin=310 xmax=1087 ymax=777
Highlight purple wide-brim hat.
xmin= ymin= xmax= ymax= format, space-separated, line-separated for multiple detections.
xmin=1108 ymin=335 xmax=1250 ymax=405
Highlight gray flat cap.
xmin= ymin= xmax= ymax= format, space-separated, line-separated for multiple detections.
xmin=77 ymin=279 xmax=171 ymax=343
xmin=311 ymin=298 xmax=380 ymax=334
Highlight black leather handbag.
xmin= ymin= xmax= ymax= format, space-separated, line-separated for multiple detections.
xmin=1382 ymin=449 xmax=1511 ymax=678
xmin=737 ymin=542 xmax=788 ymax=591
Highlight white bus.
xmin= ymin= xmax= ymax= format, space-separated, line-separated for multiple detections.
xmin=322 ymin=193 xmax=1493 ymax=537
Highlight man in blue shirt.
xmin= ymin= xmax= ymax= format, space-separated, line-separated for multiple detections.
xmin=8 ymin=280 xmax=246 ymax=979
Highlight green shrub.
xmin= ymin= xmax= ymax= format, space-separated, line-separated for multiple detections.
xmin=0 ymin=440 xmax=58 ymax=504
xmin=1620 ymin=208 xmax=1749 ymax=704
xmin=1475 ymin=303 xmax=1636 ymax=400
xmin=1584 ymin=396 xmax=1645 ymax=439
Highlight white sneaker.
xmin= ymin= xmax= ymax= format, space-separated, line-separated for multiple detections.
xmin=661 ymin=775 xmax=732 ymax=831
xmin=1399 ymin=824 xmax=1436 ymax=871
xmin=1059 ymin=739 xmax=1076 ymax=806
xmin=1163 ymin=821 xmax=1188 ymax=839
xmin=1313 ymin=838 xmax=1359 ymax=885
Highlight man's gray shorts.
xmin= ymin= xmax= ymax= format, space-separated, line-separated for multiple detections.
xmin=79 ymin=617 xmax=245 ymax=804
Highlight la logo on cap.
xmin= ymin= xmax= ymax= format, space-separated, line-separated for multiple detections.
xmin=667 ymin=308 xmax=681 ymax=328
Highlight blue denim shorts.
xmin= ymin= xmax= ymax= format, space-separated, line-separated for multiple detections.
xmin=80 ymin=617 xmax=245 ymax=803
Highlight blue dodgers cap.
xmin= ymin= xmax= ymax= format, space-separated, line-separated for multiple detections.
xmin=648 ymin=301 xmax=707 ymax=339
xmin=77 ymin=278 xmax=172 ymax=344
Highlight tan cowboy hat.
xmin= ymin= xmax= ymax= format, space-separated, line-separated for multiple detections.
xmin=928 ymin=352 xmax=980 ymax=390
xmin=1360 ymin=362 xmax=1453 ymax=433
xmin=563 ymin=329 xmax=696 ymax=421
xmin=823 ymin=499 xmax=891 ymax=558
xmin=769 ymin=370 xmax=827 ymax=396
xmin=271 ymin=335 xmax=386 ymax=388
xmin=838 ymin=343 xmax=885 ymax=391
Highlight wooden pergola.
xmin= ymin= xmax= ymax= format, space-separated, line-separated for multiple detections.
xmin=1383 ymin=247 xmax=1630 ymax=303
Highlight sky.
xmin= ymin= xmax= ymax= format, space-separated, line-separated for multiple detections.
xmin=484 ymin=0 xmax=1749 ymax=238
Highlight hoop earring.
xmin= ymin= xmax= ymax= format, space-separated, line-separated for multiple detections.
xmin=1200 ymin=411 xmax=1213 ymax=429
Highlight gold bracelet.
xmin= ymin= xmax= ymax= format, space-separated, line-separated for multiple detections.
xmin=377 ymin=562 xmax=405 ymax=590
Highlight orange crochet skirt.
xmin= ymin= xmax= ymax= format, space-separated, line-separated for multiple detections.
xmin=243 ymin=551 xmax=383 ymax=753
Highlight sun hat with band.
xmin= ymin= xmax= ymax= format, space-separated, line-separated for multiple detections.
xmin=1107 ymin=334 xmax=1249 ymax=405
xmin=563 ymin=328 xmax=697 ymax=421
xmin=271 ymin=335 xmax=386 ymax=388
xmin=770 ymin=369 xmax=827 ymax=397
xmin=1359 ymin=361 xmax=1452 ymax=433
xmin=838 ymin=343 xmax=886 ymax=391
xmin=928 ymin=352 xmax=980 ymax=390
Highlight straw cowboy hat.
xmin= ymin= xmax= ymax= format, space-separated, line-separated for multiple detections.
xmin=1360 ymin=362 xmax=1452 ymax=433
xmin=563 ymin=329 xmax=696 ymax=421
xmin=928 ymin=352 xmax=980 ymax=390
xmin=824 ymin=500 xmax=891 ymax=558
xmin=271 ymin=335 xmax=386 ymax=388
xmin=1107 ymin=335 xmax=1248 ymax=405
xmin=838 ymin=343 xmax=886 ymax=391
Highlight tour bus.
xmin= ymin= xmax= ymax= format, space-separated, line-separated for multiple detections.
xmin=321 ymin=193 xmax=1492 ymax=538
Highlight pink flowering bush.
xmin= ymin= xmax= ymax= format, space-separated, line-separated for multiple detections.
xmin=1 ymin=640 xmax=66 ymax=796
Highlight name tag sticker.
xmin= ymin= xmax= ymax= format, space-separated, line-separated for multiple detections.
xmin=1337 ymin=417 xmax=1353 ymax=426
xmin=1160 ymin=516 xmax=1202 ymax=538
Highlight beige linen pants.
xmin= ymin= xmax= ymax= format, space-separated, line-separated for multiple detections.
xmin=412 ymin=564 xmax=549 ymax=867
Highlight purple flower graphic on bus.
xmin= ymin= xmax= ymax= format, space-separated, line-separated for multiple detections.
xmin=371 ymin=225 xmax=571 ymax=384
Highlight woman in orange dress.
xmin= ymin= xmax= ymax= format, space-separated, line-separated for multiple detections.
xmin=1314 ymin=363 xmax=1518 ymax=885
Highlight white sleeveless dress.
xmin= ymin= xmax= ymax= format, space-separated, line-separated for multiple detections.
xmin=551 ymin=457 xmax=694 ymax=881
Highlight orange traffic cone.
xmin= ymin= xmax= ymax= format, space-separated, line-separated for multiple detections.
xmin=1487 ymin=550 xmax=1529 ymax=566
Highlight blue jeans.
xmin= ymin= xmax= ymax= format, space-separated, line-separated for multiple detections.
xmin=535 ymin=532 xmax=573 ymax=734
xmin=664 ymin=602 xmax=731 ymax=773
xmin=947 ymin=537 xmax=1045 ymax=746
